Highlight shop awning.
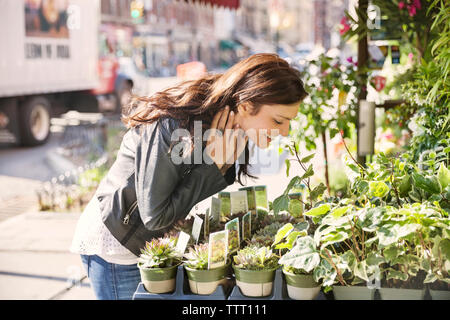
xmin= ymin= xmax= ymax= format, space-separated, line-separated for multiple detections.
xmin=189 ymin=0 xmax=240 ymax=10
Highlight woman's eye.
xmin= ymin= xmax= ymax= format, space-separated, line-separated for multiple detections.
xmin=273 ymin=119 xmax=282 ymax=125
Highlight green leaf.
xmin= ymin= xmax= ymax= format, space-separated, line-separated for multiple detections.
xmin=355 ymin=180 xmax=369 ymax=194
xmin=309 ymin=183 xmax=327 ymax=202
xmin=357 ymin=207 xmax=385 ymax=232
xmin=439 ymin=239 xmax=450 ymax=261
xmin=320 ymin=231 xmax=350 ymax=249
xmin=437 ymin=163 xmax=450 ymax=189
xmin=347 ymin=163 xmax=360 ymax=174
xmin=383 ymin=246 xmax=399 ymax=263
xmin=399 ymin=174 xmax=412 ymax=197
xmin=366 ymin=252 xmax=385 ymax=266
xmin=377 ymin=225 xmax=397 ymax=247
xmin=304 ymin=203 xmax=331 ymax=217
xmin=294 ymin=221 xmax=309 ymax=232
xmin=386 ymin=269 xmax=408 ymax=281
xmin=424 ymin=273 xmax=438 ymax=284
xmin=412 ymin=172 xmax=442 ymax=194
xmin=273 ymin=195 xmax=289 ymax=215
xmin=313 ymin=258 xmax=336 ymax=286
xmin=285 ymin=176 xmax=302 ymax=194
xmin=300 ymin=153 xmax=315 ymax=163
xmin=278 ymin=236 xmax=320 ymax=272
xmin=272 ymin=223 xmax=294 ymax=247
xmin=340 ymin=250 xmax=356 ymax=272
xmin=396 ymin=223 xmax=421 ymax=239
xmin=301 ymin=164 xmax=314 ymax=181
xmin=354 ymin=260 xmax=369 ymax=282
xmin=369 ymin=181 xmax=390 ymax=198
xmin=285 ymin=159 xmax=291 ymax=177
xmin=331 ymin=205 xmax=352 ymax=218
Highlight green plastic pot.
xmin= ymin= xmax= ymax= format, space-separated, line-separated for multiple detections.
xmin=232 ymin=265 xmax=278 ymax=297
xmin=184 ymin=260 xmax=231 ymax=295
xmin=332 ymin=285 xmax=375 ymax=300
xmin=138 ymin=262 xmax=180 ymax=294
xmin=379 ymin=287 xmax=424 ymax=300
xmin=283 ymin=269 xmax=321 ymax=300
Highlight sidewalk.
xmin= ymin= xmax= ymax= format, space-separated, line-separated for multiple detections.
xmin=0 ymin=210 xmax=95 ymax=300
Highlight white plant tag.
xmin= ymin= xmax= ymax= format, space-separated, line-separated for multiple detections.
xmin=242 ymin=211 xmax=252 ymax=241
xmin=225 ymin=217 xmax=240 ymax=253
xmin=175 ymin=231 xmax=191 ymax=257
xmin=192 ymin=214 xmax=203 ymax=244
xmin=230 ymin=190 xmax=248 ymax=214
xmin=210 ymin=197 xmax=221 ymax=225
xmin=208 ymin=229 xmax=228 ymax=269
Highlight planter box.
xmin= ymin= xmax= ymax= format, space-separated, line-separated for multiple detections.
xmin=283 ymin=269 xmax=321 ymax=300
xmin=379 ymin=287 xmax=425 ymax=300
xmin=133 ymin=265 xmax=230 ymax=300
xmin=332 ymin=285 xmax=375 ymax=300
xmin=430 ymin=289 xmax=450 ymax=300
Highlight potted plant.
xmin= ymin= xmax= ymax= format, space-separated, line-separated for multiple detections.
xmin=137 ymin=236 xmax=182 ymax=294
xmin=273 ymin=222 xmax=322 ymax=300
xmin=183 ymin=243 xmax=231 ymax=295
xmin=306 ymin=203 xmax=382 ymax=300
xmin=374 ymin=203 xmax=450 ymax=300
xmin=232 ymin=245 xmax=279 ymax=297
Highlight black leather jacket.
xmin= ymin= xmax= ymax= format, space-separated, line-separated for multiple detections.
xmin=95 ymin=117 xmax=236 ymax=256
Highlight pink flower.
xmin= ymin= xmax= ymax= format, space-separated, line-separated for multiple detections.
xmin=339 ymin=16 xmax=351 ymax=35
xmin=346 ymin=57 xmax=353 ymax=64
xmin=398 ymin=1 xmax=405 ymax=9
xmin=413 ymin=0 xmax=421 ymax=10
xmin=408 ymin=4 xmax=417 ymax=17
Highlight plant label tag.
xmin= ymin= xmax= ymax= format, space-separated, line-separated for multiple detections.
xmin=242 ymin=211 xmax=252 ymax=241
xmin=210 ymin=197 xmax=221 ymax=225
xmin=175 ymin=231 xmax=191 ymax=257
xmin=239 ymin=186 xmax=257 ymax=214
xmin=225 ymin=217 xmax=240 ymax=253
xmin=192 ymin=214 xmax=203 ymax=244
xmin=204 ymin=208 xmax=210 ymax=241
xmin=208 ymin=229 xmax=228 ymax=270
xmin=230 ymin=190 xmax=248 ymax=214
xmin=254 ymin=185 xmax=269 ymax=210
xmin=218 ymin=192 xmax=231 ymax=217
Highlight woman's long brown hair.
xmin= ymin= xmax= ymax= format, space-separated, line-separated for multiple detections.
xmin=122 ymin=53 xmax=308 ymax=185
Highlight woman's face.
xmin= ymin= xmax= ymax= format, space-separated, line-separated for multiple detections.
xmin=234 ymin=101 xmax=301 ymax=149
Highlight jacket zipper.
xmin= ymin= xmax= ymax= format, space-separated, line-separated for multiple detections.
xmin=123 ymin=200 xmax=138 ymax=225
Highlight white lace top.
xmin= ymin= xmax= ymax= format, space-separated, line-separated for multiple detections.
xmin=70 ymin=196 xmax=138 ymax=265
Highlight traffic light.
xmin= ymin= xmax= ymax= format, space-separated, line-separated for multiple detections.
xmin=130 ymin=0 xmax=144 ymax=21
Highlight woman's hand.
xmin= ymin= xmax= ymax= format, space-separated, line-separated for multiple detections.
xmin=205 ymin=105 xmax=248 ymax=175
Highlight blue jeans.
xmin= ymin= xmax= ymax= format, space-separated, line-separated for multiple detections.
xmin=80 ymin=254 xmax=141 ymax=300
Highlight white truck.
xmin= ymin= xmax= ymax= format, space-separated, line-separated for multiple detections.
xmin=0 ymin=0 xmax=133 ymax=146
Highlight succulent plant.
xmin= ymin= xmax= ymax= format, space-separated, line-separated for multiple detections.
xmin=246 ymin=221 xmax=287 ymax=247
xmin=233 ymin=245 xmax=279 ymax=270
xmin=137 ymin=236 xmax=181 ymax=269
xmin=183 ymin=243 xmax=209 ymax=270
xmin=253 ymin=212 xmax=294 ymax=232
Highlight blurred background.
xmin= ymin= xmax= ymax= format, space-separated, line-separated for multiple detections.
xmin=0 ymin=0 xmax=419 ymax=299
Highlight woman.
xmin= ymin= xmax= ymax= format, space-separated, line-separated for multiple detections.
xmin=70 ymin=53 xmax=308 ymax=300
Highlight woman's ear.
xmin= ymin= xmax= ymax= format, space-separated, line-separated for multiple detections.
xmin=237 ymin=101 xmax=252 ymax=117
